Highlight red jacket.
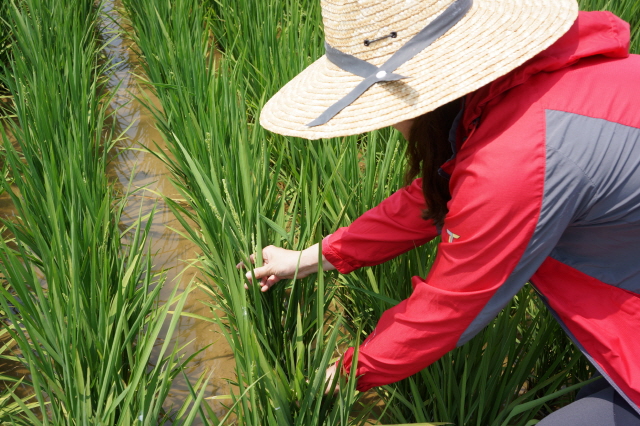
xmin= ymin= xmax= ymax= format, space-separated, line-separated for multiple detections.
xmin=322 ymin=11 xmax=640 ymax=414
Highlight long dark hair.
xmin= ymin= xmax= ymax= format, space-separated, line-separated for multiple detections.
xmin=404 ymin=99 xmax=461 ymax=229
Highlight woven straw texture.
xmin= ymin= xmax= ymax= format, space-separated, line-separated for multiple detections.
xmin=260 ymin=0 xmax=579 ymax=140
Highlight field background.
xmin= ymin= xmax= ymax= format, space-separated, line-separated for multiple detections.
xmin=0 ymin=0 xmax=638 ymax=425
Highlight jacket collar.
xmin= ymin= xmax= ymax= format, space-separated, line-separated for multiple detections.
xmin=463 ymin=11 xmax=630 ymax=133
xmin=440 ymin=11 xmax=630 ymax=179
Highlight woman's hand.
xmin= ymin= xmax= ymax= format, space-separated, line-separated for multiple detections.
xmin=237 ymin=243 xmax=336 ymax=292
xmin=324 ymin=363 xmax=340 ymax=395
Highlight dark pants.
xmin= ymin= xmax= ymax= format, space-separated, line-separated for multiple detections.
xmin=538 ymin=376 xmax=640 ymax=426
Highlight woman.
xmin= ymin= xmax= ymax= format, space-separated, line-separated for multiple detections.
xmin=245 ymin=0 xmax=640 ymax=423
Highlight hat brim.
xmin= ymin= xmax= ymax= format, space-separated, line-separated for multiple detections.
xmin=260 ymin=0 xmax=578 ymax=140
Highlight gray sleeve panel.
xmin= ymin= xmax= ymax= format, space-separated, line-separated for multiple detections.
xmin=457 ymin=125 xmax=594 ymax=346
xmin=545 ymin=111 xmax=640 ymax=293
xmin=458 ymin=109 xmax=640 ymax=346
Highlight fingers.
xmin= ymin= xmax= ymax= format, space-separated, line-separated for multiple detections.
xmin=238 ymin=246 xmax=285 ymax=292
xmin=243 ymin=274 xmax=280 ymax=292
xmin=246 ymin=264 xmax=269 ymax=281
xmin=236 ymin=252 xmax=257 ymax=270
xmin=242 ymin=263 xmax=281 ymax=292
xmin=261 ymin=275 xmax=281 ymax=292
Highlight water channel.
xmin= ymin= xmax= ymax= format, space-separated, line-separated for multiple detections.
xmin=102 ymin=1 xmax=234 ymax=420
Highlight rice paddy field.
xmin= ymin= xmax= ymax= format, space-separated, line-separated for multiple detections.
xmin=0 ymin=0 xmax=638 ymax=425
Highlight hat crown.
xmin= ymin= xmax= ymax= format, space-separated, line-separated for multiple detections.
xmin=321 ymin=0 xmax=453 ymax=64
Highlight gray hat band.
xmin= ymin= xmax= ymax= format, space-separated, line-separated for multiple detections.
xmin=307 ymin=0 xmax=473 ymax=128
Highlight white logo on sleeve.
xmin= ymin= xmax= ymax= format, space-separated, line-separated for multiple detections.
xmin=446 ymin=229 xmax=460 ymax=243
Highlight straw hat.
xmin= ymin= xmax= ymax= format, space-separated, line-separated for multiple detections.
xmin=260 ymin=0 xmax=579 ymax=140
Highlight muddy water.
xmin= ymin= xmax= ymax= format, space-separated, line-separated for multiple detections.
xmin=102 ymin=2 xmax=234 ymax=420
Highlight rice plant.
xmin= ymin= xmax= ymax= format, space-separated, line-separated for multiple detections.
xmin=0 ymin=0 xmax=208 ymax=423
xmin=121 ymin=1 xmax=375 ymax=424
xmin=0 ymin=1 xmax=10 ymax=92
xmin=0 ymin=315 xmax=38 ymax=425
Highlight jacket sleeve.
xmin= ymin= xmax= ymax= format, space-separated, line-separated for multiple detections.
xmin=339 ymin=106 xmax=590 ymax=391
xmin=322 ymin=178 xmax=439 ymax=274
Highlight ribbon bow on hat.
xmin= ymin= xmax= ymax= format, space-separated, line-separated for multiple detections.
xmin=308 ymin=0 xmax=472 ymax=127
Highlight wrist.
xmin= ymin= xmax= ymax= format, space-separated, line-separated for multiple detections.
xmin=298 ymin=244 xmax=320 ymax=276
xmin=298 ymin=243 xmax=336 ymax=276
